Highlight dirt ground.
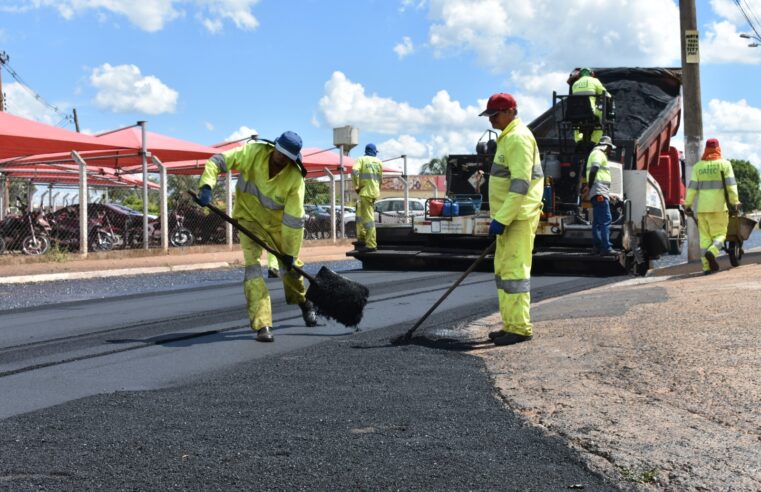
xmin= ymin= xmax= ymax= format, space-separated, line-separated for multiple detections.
xmin=468 ymin=265 xmax=761 ymax=491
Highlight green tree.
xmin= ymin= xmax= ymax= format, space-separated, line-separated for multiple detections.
xmin=305 ymin=180 xmax=330 ymax=205
xmin=730 ymin=159 xmax=761 ymax=211
xmin=420 ymin=155 xmax=448 ymax=175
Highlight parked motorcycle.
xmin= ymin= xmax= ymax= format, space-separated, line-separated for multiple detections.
xmin=0 ymin=208 xmax=51 ymax=256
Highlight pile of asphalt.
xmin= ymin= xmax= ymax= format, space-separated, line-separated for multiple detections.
xmin=605 ymin=79 xmax=674 ymax=141
xmin=0 ymin=325 xmax=618 ymax=490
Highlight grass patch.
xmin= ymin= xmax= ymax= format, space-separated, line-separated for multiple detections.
xmin=619 ymin=465 xmax=659 ymax=484
xmin=47 ymin=243 xmax=71 ymax=263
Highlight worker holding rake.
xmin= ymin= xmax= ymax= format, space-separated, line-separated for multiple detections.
xmin=197 ymin=131 xmax=318 ymax=342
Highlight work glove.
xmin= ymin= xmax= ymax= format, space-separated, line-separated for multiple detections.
xmin=198 ymin=185 xmax=213 ymax=206
xmin=282 ymin=254 xmax=295 ymax=272
xmin=729 ymin=203 xmax=742 ymax=217
xmin=684 ymin=207 xmax=694 ymax=218
xmin=488 ymin=219 xmax=506 ymax=237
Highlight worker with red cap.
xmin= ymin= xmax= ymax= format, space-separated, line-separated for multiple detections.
xmin=684 ymin=138 xmax=741 ymax=274
xmin=196 ymin=131 xmax=318 ymax=342
xmin=480 ymin=93 xmax=544 ymax=346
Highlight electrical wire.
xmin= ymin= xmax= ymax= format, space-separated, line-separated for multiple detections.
xmin=735 ymin=0 xmax=761 ymax=42
xmin=0 ymin=55 xmax=74 ymax=125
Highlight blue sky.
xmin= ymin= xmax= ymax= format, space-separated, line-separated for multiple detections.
xmin=2 ymin=0 xmax=761 ymax=173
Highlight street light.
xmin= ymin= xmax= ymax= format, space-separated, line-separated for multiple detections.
xmin=739 ymin=32 xmax=761 ymax=47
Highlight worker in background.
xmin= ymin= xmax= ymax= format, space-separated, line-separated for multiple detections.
xmin=480 ymin=93 xmax=543 ymax=346
xmin=265 ymin=252 xmax=279 ymax=278
xmin=571 ymin=67 xmax=607 ymax=144
xmin=197 ymin=131 xmax=318 ymax=343
xmin=352 ymin=143 xmax=383 ymax=253
xmin=684 ymin=138 xmax=741 ymax=274
xmin=584 ymin=136 xmax=616 ymax=255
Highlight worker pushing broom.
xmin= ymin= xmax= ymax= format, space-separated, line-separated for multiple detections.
xmin=192 ymin=131 xmax=368 ymax=342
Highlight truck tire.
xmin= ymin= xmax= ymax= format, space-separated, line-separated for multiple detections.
xmin=669 ymin=238 xmax=683 ymax=255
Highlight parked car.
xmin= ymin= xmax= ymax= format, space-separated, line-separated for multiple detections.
xmin=304 ymin=204 xmax=356 ymax=239
xmin=374 ymin=197 xmax=427 ymax=224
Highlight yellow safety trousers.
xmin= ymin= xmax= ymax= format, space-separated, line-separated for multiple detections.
xmin=495 ymin=213 xmax=540 ymax=336
xmin=697 ymin=211 xmax=728 ymax=272
xmin=266 ymin=252 xmax=279 ymax=271
xmin=356 ymin=196 xmax=377 ymax=248
xmin=239 ymin=219 xmax=307 ymax=331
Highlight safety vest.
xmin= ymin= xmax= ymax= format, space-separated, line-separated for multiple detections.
xmin=586 ymin=146 xmax=611 ymax=198
xmin=352 ymin=155 xmax=383 ymax=199
xmin=685 ymin=158 xmax=739 ymax=213
xmin=199 ymin=141 xmax=306 ymax=257
xmin=571 ymin=75 xmax=606 ymax=113
xmin=488 ymin=117 xmax=544 ymax=226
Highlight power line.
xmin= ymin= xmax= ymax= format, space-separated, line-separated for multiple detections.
xmin=734 ymin=0 xmax=761 ymax=41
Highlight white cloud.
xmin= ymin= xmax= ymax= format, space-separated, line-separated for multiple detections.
xmin=205 ymin=121 xmax=215 ymax=131
xmin=426 ymin=0 xmax=680 ymax=73
xmin=3 ymin=82 xmax=64 ymax=125
xmin=710 ymin=0 xmax=747 ymax=25
xmin=6 ymin=0 xmax=260 ymax=33
xmin=394 ymin=36 xmax=415 ymax=59
xmin=89 ymin=63 xmax=178 ymax=114
xmin=226 ymin=126 xmax=259 ymax=141
xmin=703 ymin=98 xmax=761 ymax=166
xmin=701 ymin=21 xmax=761 ymax=64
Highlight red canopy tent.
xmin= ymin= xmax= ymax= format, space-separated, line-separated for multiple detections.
xmin=0 ymin=112 xmax=130 ymax=159
xmin=0 ymin=165 xmax=159 ymax=188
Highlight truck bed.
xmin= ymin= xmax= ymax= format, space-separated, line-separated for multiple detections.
xmin=529 ymin=67 xmax=682 ymax=170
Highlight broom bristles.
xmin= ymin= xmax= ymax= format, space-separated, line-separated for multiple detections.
xmin=306 ymin=266 xmax=369 ymax=327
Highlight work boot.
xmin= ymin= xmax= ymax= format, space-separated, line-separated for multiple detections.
xmin=357 ymin=246 xmax=377 ymax=253
xmin=599 ymin=249 xmax=614 ymax=256
xmin=268 ymin=268 xmax=280 ymax=279
xmin=493 ymin=332 xmax=533 ymax=346
xmin=488 ymin=329 xmax=504 ymax=341
xmin=300 ymin=300 xmax=318 ymax=327
xmin=354 ymin=241 xmax=366 ymax=250
xmin=705 ymin=250 xmax=720 ymax=272
xmin=256 ymin=326 xmax=274 ymax=342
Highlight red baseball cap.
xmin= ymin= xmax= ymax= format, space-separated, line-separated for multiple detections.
xmin=705 ymin=138 xmax=720 ymax=148
xmin=479 ymin=93 xmax=517 ymax=116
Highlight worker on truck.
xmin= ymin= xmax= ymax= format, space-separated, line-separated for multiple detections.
xmin=196 ymin=131 xmax=318 ymax=343
xmin=584 ymin=136 xmax=616 ymax=255
xmin=352 ymin=143 xmax=383 ymax=253
xmin=479 ymin=93 xmax=544 ymax=346
xmin=571 ymin=68 xmax=607 ymax=144
xmin=685 ymin=138 xmax=741 ymax=274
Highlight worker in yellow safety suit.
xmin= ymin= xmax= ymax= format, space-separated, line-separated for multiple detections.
xmin=571 ymin=67 xmax=607 ymax=144
xmin=480 ymin=93 xmax=544 ymax=346
xmin=584 ymin=136 xmax=616 ymax=255
xmin=197 ymin=131 xmax=317 ymax=343
xmin=352 ymin=143 xmax=383 ymax=252
xmin=684 ymin=138 xmax=741 ymax=275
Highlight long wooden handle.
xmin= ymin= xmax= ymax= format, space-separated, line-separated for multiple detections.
xmin=403 ymin=240 xmax=496 ymax=340
xmin=188 ymin=190 xmax=316 ymax=283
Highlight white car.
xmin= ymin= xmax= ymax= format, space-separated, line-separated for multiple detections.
xmin=374 ymin=198 xmax=427 ymax=224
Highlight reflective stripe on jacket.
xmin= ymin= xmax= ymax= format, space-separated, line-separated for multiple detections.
xmin=685 ymin=158 xmax=739 ymax=213
xmin=351 ymin=156 xmax=383 ymax=198
xmin=586 ymin=146 xmax=611 ymax=198
xmin=488 ymin=117 xmax=544 ymax=226
xmin=199 ymin=141 xmax=306 ymax=257
xmin=571 ymin=75 xmax=606 ymax=113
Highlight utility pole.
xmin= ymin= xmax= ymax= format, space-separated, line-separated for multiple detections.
xmin=0 ymin=51 xmax=8 ymax=112
xmin=680 ymin=0 xmax=703 ymax=262
xmin=72 ymin=108 xmax=81 ymax=132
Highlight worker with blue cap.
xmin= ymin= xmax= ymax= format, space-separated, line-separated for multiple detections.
xmin=197 ymin=131 xmax=317 ymax=342
xmin=352 ymin=143 xmax=383 ymax=252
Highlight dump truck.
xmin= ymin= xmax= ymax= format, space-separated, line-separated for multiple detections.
xmin=348 ymin=68 xmax=686 ymax=276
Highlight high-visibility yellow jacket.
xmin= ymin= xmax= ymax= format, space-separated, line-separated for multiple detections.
xmin=571 ymin=75 xmax=606 ymax=113
xmin=685 ymin=158 xmax=739 ymax=213
xmin=352 ymin=156 xmax=383 ymax=199
xmin=199 ymin=141 xmax=306 ymax=257
xmin=489 ymin=117 xmax=544 ymax=226
xmin=586 ymin=146 xmax=612 ymax=198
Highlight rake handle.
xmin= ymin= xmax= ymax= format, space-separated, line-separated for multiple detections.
xmin=402 ymin=240 xmax=497 ymax=341
xmin=188 ymin=190 xmax=317 ymax=283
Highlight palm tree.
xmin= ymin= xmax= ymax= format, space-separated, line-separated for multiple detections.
xmin=420 ymin=155 xmax=448 ymax=175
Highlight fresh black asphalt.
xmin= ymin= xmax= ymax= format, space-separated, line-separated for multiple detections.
xmin=0 ymin=322 xmax=620 ymax=490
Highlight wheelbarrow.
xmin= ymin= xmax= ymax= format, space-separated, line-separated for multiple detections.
xmin=725 ymin=215 xmax=757 ymax=267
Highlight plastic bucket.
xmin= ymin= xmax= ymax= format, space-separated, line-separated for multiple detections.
xmin=428 ymin=199 xmax=444 ymax=216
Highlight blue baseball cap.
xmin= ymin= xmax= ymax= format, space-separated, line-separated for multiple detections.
xmin=365 ymin=143 xmax=378 ymax=156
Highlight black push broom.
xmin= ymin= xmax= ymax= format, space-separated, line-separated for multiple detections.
xmin=189 ymin=191 xmax=369 ymax=327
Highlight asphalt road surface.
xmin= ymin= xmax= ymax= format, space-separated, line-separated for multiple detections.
xmin=0 ymin=264 xmax=622 ymax=490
